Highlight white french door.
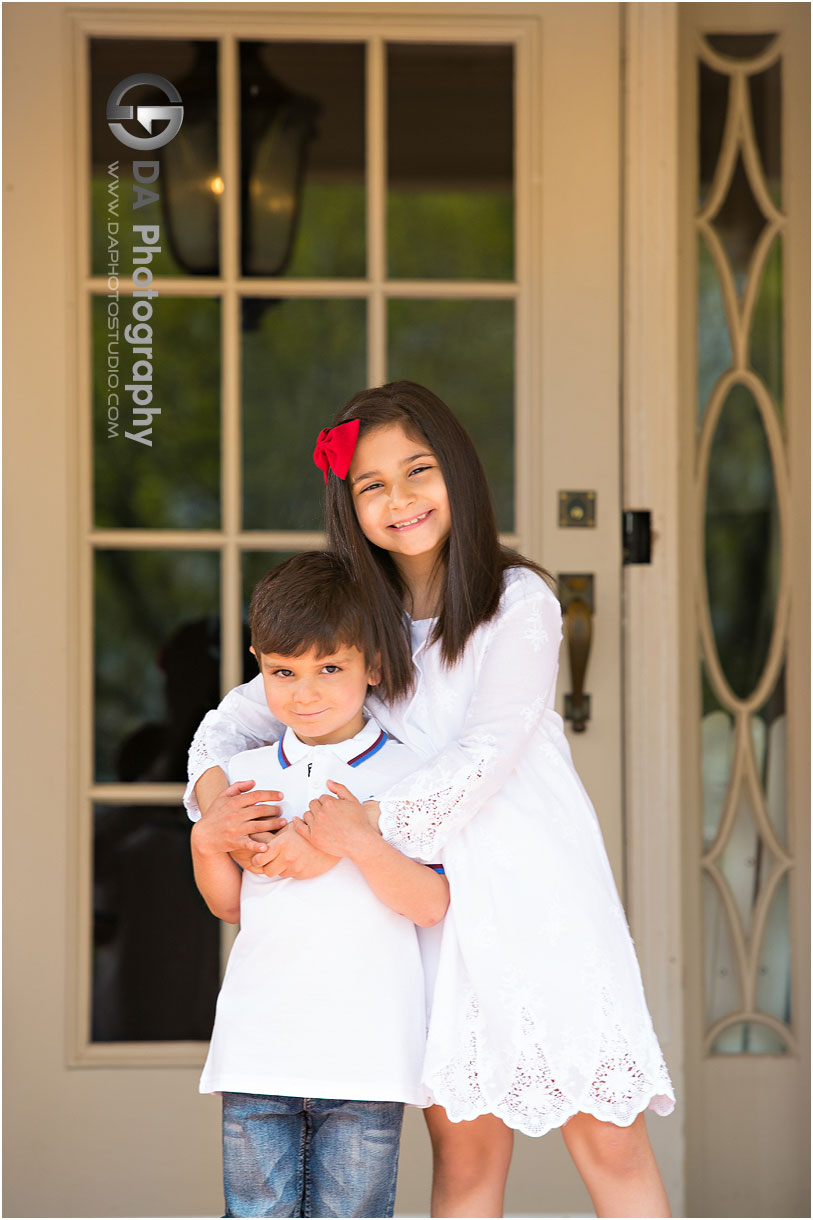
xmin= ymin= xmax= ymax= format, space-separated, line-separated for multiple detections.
xmin=4 ymin=4 xmax=628 ymax=1216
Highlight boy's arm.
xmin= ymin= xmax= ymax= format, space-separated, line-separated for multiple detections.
xmin=295 ymin=782 xmax=449 ymax=927
xmin=350 ymin=837 xmax=449 ymax=928
xmin=191 ymin=817 xmax=243 ymax=924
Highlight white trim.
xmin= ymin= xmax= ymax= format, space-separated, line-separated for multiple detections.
xmin=366 ymin=34 xmax=387 ymax=385
xmin=622 ymin=5 xmax=685 ymax=1214
xmin=86 ymin=276 xmax=521 ymax=298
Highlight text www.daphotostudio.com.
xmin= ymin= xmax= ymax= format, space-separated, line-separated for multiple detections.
xmin=104 ymin=73 xmax=184 ymax=446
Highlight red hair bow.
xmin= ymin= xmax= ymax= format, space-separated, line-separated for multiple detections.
xmin=312 ymin=419 xmax=361 ymax=484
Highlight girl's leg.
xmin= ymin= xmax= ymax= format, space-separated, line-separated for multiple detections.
xmin=423 ymin=1105 xmax=514 ymax=1218
xmin=561 ymin=1111 xmax=670 ymax=1219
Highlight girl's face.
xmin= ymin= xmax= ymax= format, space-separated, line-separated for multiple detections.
xmin=348 ymin=423 xmax=451 ymax=571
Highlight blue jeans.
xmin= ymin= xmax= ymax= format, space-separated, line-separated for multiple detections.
xmin=221 ymin=1092 xmax=405 ymax=1217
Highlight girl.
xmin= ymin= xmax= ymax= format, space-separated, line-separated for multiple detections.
xmin=187 ymin=381 xmax=674 ymax=1219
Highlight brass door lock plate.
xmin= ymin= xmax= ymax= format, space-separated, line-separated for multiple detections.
xmin=559 ymin=490 xmax=596 ymax=528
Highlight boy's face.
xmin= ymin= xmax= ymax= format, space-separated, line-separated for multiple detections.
xmin=253 ymin=643 xmax=379 ymax=746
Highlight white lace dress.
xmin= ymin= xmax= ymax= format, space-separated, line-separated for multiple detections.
xmin=186 ymin=567 xmax=674 ymax=1136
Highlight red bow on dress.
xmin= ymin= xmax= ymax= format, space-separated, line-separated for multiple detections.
xmin=312 ymin=419 xmax=361 ymax=484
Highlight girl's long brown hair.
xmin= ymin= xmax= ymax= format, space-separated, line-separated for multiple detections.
xmin=325 ymin=381 xmax=553 ymax=703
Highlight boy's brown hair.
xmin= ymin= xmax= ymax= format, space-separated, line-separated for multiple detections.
xmin=249 ymin=551 xmax=378 ymax=679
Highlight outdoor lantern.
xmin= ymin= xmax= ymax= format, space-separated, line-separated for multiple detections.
xmin=240 ymin=43 xmax=321 ymax=276
xmin=160 ymin=42 xmax=320 ymax=278
xmin=159 ymin=43 xmax=220 ymax=275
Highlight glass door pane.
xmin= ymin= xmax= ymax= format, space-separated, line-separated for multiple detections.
xmin=387 ymin=43 xmax=514 ymax=279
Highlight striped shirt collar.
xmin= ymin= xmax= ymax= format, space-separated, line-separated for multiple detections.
xmin=276 ymin=715 xmax=388 ymax=771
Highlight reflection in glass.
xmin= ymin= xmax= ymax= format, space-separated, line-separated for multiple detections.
xmin=698 ymin=62 xmax=729 ymax=209
xmin=749 ymin=61 xmax=782 ymax=208
xmin=92 ymin=803 xmax=220 ymax=1041
xmin=710 ymin=154 xmax=767 ymax=297
xmin=705 ymin=34 xmax=777 ymax=59
xmin=387 ymin=43 xmax=514 ymax=280
xmin=750 ymin=235 xmax=784 ymax=416
xmin=93 ymin=297 xmax=220 ymax=528
xmin=697 ymin=235 xmax=733 ymax=420
xmin=240 ymin=43 xmax=365 ymax=278
xmin=711 ymin=1022 xmax=787 ymax=1054
xmin=703 ymin=872 xmax=742 ymax=1025
xmin=242 ymin=299 xmax=366 ymax=530
xmin=704 ymin=384 xmax=780 ymax=698
xmin=90 ymin=40 xmax=219 ymax=277
xmin=94 ymin=550 xmax=220 ymax=782
xmin=388 ymin=299 xmax=514 ymax=530
xmin=755 ymin=666 xmax=787 ymax=845
xmin=700 ymin=695 xmax=734 ymax=851
xmin=717 ymin=784 xmax=774 ymax=939
xmin=159 ymin=44 xmax=221 ymax=275
xmin=756 ymin=873 xmax=791 ymax=1023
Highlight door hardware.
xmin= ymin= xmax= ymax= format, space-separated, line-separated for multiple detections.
xmin=559 ymin=490 xmax=596 ymax=528
xmin=558 ymin=573 xmax=593 ymax=732
xmin=622 ymin=510 xmax=652 ymax=564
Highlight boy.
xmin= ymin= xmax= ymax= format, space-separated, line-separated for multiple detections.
xmin=190 ymin=552 xmax=448 ymax=1219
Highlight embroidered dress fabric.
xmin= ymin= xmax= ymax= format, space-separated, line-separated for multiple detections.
xmin=186 ymin=569 xmax=675 ymax=1136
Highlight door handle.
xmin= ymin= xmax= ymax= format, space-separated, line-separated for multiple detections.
xmin=559 ymin=574 xmax=594 ymax=733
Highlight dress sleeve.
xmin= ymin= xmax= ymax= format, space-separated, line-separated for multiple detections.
xmin=184 ymin=674 xmax=282 ymax=819
xmin=378 ymin=580 xmax=563 ymax=857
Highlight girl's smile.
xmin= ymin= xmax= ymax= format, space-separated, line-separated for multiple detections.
xmin=349 ymin=423 xmax=452 ymax=574
xmin=389 ymin=510 xmax=433 ymax=531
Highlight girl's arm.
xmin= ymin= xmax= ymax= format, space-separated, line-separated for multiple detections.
xmin=375 ymin=580 xmax=563 ymax=858
xmin=193 ymin=765 xmax=337 ymax=882
xmin=187 ymin=679 xmax=290 ymax=872
xmin=185 ymin=675 xmax=282 ymax=818
xmin=192 ymin=772 xmax=287 ymax=864
xmin=190 ymin=817 xmax=243 ymax=923
xmin=296 ymin=782 xmax=450 ymax=927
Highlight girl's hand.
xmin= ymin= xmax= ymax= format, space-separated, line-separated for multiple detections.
xmin=251 ymin=821 xmax=339 ymax=880
xmin=295 ymin=781 xmax=381 ymax=860
xmin=196 ymin=779 xmax=286 ymax=859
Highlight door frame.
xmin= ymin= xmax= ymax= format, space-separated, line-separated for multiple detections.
xmin=676 ymin=5 xmax=811 ymax=1216
xmin=622 ymin=5 xmax=685 ymax=1213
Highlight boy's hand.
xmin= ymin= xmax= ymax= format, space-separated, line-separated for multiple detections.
xmin=228 ymin=830 xmax=278 ymax=874
xmin=251 ymin=821 xmax=339 ymax=880
xmin=195 ymin=779 xmax=286 ymax=858
xmin=296 ymin=781 xmax=381 ymax=861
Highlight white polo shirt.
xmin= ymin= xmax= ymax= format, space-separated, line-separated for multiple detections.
xmin=199 ymin=717 xmax=434 ymax=1106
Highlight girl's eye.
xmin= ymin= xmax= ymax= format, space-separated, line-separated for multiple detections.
xmin=358 ymin=481 xmax=383 ymax=495
xmin=409 ymin=464 xmax=431 ymax=476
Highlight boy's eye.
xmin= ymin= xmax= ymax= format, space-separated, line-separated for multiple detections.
xmin=321 ymin=665 xmax=341 ymax=674
xmin=271 ymin=668 xmax=293 ymax=678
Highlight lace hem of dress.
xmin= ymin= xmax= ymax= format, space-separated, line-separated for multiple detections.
xmin=426 ymin=991 xmax=675 ymax=1139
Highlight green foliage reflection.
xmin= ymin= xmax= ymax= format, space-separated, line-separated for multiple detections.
xmin=242 ymin=298 xmax=366 ymax=530
xmin=388 ymin=298 xmax=514 ymax=530
xmin=93 ymin=296 xmax=220 ymax=529
xmin=388 ymin=190 xmax=513 ymax=280
xmin=704 ymin=385 xmax=780 ymax=699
